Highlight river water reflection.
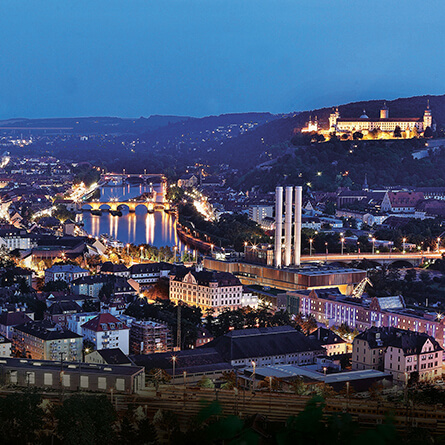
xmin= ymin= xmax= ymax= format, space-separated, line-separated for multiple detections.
xmin=79 ymin=184 xmax=186 ymax=250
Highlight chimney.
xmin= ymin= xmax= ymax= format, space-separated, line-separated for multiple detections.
xmin=284 ymin=186 xmax=293 ymax=266
xmin=294 ymin=186 xmax=302 ymax=266
xmin=274 ymin=186 xmax=283 ymax=268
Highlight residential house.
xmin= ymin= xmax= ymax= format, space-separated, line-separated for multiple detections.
xmin=81 ymin=313 xmax=130 ymax=355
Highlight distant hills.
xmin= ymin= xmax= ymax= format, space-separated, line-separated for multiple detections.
xmin=4 ymin=94 xmax=445 ymax=182
xmin=0 ymin=115 xmax=190 ymax=134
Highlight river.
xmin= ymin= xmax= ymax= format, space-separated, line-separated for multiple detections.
xmin=78 ymin=183 xmax=187 ymax=251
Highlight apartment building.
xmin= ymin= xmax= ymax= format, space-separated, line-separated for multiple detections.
xmin=352 ymin=327 xmax=443 ymax=382
xmin=44 ymin=264 xmax=89 ymax=284
xmin=81 ymin=313 xmax=130 ymax=355
xmin=12 ymin=320 xmax=82 ymax=361
xmin=129 ymin=320 xmax=172 ymax=355
xmin=294 ymin=288 xmax=445 ymax=346
xmin=169 ymin=267 xmax=244 ymax=313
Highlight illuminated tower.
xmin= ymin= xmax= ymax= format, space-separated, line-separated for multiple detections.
xmin=380 ymin=102 xmax=389 ymax=119
xmin=423 ymin=100 xmax=432 ymax=130
xmin=329 ymin=107 xmax=340 ymax=131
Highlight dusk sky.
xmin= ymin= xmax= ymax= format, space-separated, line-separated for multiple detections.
xmin=0 ymin=0 xmax=444 ymax=119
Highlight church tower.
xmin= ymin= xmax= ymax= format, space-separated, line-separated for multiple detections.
xmin=363 ymin=174 xmax=369 ymax=191
xmin=380 ymin=102 xmax=389 ymax=119
xmin=423 ymin=100 xmax=432 ymax=130
xmin=329 ymin=107 xmax=340 ymax=131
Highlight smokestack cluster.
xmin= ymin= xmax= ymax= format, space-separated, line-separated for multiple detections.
xmin=274 ymin=186 xmax=283 ymax=268
xmin=274 ymin=185 xmax=302 ymax=268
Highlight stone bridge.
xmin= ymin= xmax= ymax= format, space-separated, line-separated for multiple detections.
xmin=81 ymin=200 xmax=171 ymax=213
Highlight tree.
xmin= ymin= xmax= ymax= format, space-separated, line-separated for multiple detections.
xmin=324 ymin=202 xmax=336 ymax=216
xmin=55 ymin=395 xmax=117 ymax=445
xmin=424 ymin=126 xmax=433 ymax=138
xmin=42 ymin=280 xmax=69 ymax=292
xmin=394 ymin=126 xmax=402 ymax=138
xmin=405 ymin=269 xmax=417 ymax=283
xmin=0 ymin=391 xmax=44 ymax=445
xmin=353 ymin=131 xmax=363 ymax=140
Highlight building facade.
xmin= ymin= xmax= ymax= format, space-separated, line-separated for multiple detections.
xmin=329 ymin=103 xmax=433 ymax=136
xmin=44 ymin=264 xmax=89 ymax=284
xmin=81 ymin=313 xmax=130 ymax=355
xmin=295 ymin=288 xmax=445 ymax=347
xmin=169 ymin=268 xmax=244 ymax=313
xmin=352 ymin=327 xmax=443 ymax=382
xmin=129 ymin=320 xmax=172 ymax=355
xmin=12 ymin=320 xmax=82 ymax=361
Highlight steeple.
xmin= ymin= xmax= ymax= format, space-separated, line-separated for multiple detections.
xmin=424 ymin=99 xmax=432 ymax=130
xmin=363 ymin=174 xmax=369 ymax=191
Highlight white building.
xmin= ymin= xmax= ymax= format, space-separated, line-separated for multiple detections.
xmin=81 ymin=313 xmax=130 ymax=355
xmin=248 ymin=205 xmax=273 ymax=224
xmin=129 ymin=263 xmax=172 ymax=285
xmin=0 ymin=334 xmax=12 ymax=357
xmin=45 ymin=264 xmax=89 ymax=284
xmin=329 ymin=102 xmax=433 ymax=136
xmin=353 ymin=327 xmax=443 ymax=383
xmin=66 ymin=312 xmax=99 ymax=335
xmin=169 ymin=268 xmax=244 ymax=314
xmin=0 ymin=227 xmax=31 ymax=250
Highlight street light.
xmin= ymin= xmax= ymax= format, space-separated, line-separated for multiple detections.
xmin=172 ymin=356 xmax=177 ymax=382
xmin=309 ymin=238 xmax=313 ymax=256
xmin=437 ymin=237 xmax=441 ymax=253
xmin=403 ymin=237 xmax=407 ymax=253
xmin=372 ymin=237 xmax=376 ymax=255
xmin=251 ymin=360 xmax=256 ymax=390
xmin=325 ymin=242 xmax=328 ymax=260
xmin=341 ymin=237 xmax=345 ymax=255
xmin=126 ymin=243 xmax=130 ymax=256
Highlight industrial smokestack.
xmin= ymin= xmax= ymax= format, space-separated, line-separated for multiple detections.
xmin=284 ymin=186 xmax=293 ymax=266
xmin=294 ymin=186 xmax=302 ymax=266
xmin=274 ymin=186 xmax=283 ymax=268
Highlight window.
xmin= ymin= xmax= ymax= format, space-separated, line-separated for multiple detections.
xmin=80 ymin=375 xmax=89 ymax=388
xmin=116 ymin=378 xmax=125 ymax=391
xmin=62 ymin=374 xmax=70 ymax=387
xmin=44 ymin=373 xmax=53 ymax=385
xmin=98 ymin=377 xmax=107 ymax=389
xmin=10 ymin=371 xmax=17 ymax=384
xmin=26 ymin=372 xmax=35 ymax=385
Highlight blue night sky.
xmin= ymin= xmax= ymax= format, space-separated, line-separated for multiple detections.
xmin=0 ymin=0 xmax=443 ymax=118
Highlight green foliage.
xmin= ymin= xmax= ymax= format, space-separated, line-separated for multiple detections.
xmin=55 ymin=394 xmax=117 ymax=445
xmin=125 ymin=299 xmax=202 ymax=348
xmin=73 ymin=165 xmax=101 ymax=188
xmin=208 ymin=308 xmax=295 ymax=337
xmin=179 ymin=203 xmax=268 ymax=251
xmin=42 ymin=279 xmax=69 ymax=292
xmin=234 ymin=138 xmax=445 ymax=193
xmin=53 ymin=204 xmax=76 ymax=222
xmin=0 ymin=391 xmax=44 ymax=445
xmin=166 ymin=185 xmax=185 ymax=204
xmin=368 ymin=266 xmax=445 ymax=306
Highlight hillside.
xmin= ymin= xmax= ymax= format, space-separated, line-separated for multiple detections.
xmin=0 ymin=115 xmax=190 ymax=134
xmin=212 ymin=94 xmax=445 ymax=171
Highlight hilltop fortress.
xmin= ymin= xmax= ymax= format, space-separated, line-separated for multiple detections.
xmin=329 ymin=102 xmax=433 ymax=138
xmin=303 ymin=101 xmax=434 ymax=139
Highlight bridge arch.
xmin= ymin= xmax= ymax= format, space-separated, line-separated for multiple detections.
xmin=388 ymin=259 xmax=415 ymax=268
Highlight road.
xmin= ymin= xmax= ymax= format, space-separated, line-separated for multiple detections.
xmin=300 ymin=251 xmax=443 ymax=263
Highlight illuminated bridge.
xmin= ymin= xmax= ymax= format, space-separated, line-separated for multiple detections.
xmin=81 ymin=199 xmax=171 ymax=213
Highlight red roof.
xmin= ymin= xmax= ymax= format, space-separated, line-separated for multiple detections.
xmin=389 ymin=191 xmax=424 ymax=208
xmin=81 ymin=313 xmax=128 ymax=332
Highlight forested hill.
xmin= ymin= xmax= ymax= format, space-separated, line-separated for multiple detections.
xmin=212 ymin=94 xmax=445 ymax=170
